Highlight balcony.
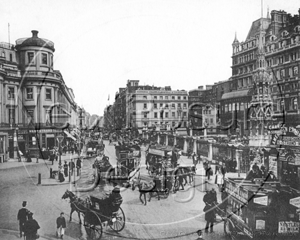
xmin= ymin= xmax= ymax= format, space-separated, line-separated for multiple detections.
xmin=22 ymin=70 xmax=61 ymax=80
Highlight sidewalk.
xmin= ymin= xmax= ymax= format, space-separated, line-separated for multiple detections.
xmin=0 ymin=228 xmax=77 ymax=240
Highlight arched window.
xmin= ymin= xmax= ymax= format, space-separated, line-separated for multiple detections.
xmin=280 ymin=100 xmax=285 ymax=111
xmin=229 ymin=104 xmax=232 ymax=112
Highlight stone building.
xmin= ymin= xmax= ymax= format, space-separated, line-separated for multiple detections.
xmin=0 ymin=30 xmax=78 ymax=161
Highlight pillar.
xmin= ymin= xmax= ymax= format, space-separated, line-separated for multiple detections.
xmin=236 ymin=149 xmax=242 ymax=177
xmin=174 ymin=136 xmax=177 ymax=147
xmin=165 ymin=134 xmax=168 ymax=146
xmin=193 ymin=139 xmax=197 ymax=154
xmin=208 ymin=143 xmax=213 ymax=162
xmin=183 ymin=138 xmax=187 ymax=153
xmin=157 ymin=134 xmax=160 ymax=144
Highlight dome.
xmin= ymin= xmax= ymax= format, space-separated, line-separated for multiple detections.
xmin=16 ymin=30 xmax=55 ymax=52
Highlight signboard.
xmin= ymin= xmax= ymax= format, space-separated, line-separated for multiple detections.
xmin=56 ymin=135 xmax=64 ymax=143
xmin=256 ymin=220 xmax=265 ymax=230
xmin=149 ymin=148 xmax=165 ymax=156
xmin=226 ymin=180 xmax=249 ymax=204
xmin=254 ymin=196 xmax=268 ymax=206
xmin=290 ymin=196 xmax=300 ymax=208
xmin=269 ymin=156 xmax=278 ymax=178
xmin=278 ymin=221 xmax=300 ymax=233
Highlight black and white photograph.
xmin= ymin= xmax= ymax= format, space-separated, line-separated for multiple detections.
xmin=1 ymin=0 xmax=300 ymax=239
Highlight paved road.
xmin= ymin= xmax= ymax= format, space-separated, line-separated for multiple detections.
xmin=74 ymin=141 xmax=230 ymax=240
xmin=0 ymin=141 xmax=230 ymax=240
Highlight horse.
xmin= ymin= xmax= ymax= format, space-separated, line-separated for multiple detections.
xmin=61 ymin=190 xmax=88 ymax=224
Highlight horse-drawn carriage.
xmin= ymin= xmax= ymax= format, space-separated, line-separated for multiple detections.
xmin=62 ymin=188 xmax=125 ymax=240
xmin=213 ymin=177 xmax=300 ymax=240
xmin=115 ymin=143 xmax=141 ymax=176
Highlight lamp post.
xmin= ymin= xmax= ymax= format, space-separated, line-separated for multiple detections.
xmin=13 ymin=125 xmax=19 ymax=161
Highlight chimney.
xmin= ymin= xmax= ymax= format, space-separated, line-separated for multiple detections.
xmin=32 ymin=30 xmax=38 ymax=38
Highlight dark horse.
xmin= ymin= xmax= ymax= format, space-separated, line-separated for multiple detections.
xmin=62 ymin=190 xmax=88 ymax=224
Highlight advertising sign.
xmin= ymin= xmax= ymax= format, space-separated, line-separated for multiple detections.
xmin=269 ymin=156 xmax=278 ymax=178
xmin=278 ymin=221 xmax=300 ymax=233
xmin=254 ymin=196 xmax=268 ymax=206
xmin=149 ymin=148 xmax=165 ymax=156
xmin=256 ymin=220 xmax=265 ymax=230
xmin=290 ymin=196 xmax=300 ymax=208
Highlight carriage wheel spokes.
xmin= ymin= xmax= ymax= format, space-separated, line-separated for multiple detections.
xmin=109 ymin=207 xmax=125 ymax=232
xmin=84 ymin=211 xmax=103 ymax=240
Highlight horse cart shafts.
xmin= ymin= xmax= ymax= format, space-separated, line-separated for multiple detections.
xmin=62 ymin=189 xmax=125 ymax=240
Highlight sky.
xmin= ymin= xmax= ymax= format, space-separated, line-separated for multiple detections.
xmin=0 ymin=0 xmax=299 ymax=116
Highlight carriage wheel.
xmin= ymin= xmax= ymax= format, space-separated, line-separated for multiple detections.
xmin=109 ymin=207 xmax=126 ymax=232
xmin=224 ymin=219 xmax=237 ymax=240
xmin=84 ymin=212 xmax=103 ymax=240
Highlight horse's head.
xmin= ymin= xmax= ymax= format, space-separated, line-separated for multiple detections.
xmin=62 ymin=189 xmax=72 ymax=199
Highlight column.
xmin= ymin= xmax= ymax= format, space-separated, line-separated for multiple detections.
xmin=174 ymin=136 xmax=177 ymax=147
xmin=183 ymin=138 xmax=187 ymax=153
xmin=193 ymin=139 xmax=197 ymax=154
xmin=165 ymin=134 xmax=168 ymax=146
xmin=208 ymin=143 xmax=213 ymax=162
xmin=236 ymin=149 xmax=242 ymax=177
xmin=157 ymin=134 xmax=160 ymax=144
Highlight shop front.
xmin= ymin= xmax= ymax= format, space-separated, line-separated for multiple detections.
xmin=197 ymin=140 xmax=209 ymax=158
xmin=176 ymin=136 xmax=185 ymax=150
xmin=0 ymin=132 xmax=8 ymax=162
xmin=269 ymin=123 xmax=300 ymax=190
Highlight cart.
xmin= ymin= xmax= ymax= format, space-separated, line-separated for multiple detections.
xmin=219 ymin=177 xmax=300 ymax=240
xmin=84 ymin=193 xmax=125 ymax=240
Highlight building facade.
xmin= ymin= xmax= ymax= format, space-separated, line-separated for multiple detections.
xmin=0 ymin=30 xmax=78 ymax=161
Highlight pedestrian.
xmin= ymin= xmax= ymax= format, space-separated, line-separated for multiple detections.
xmin=69 ymin=160 xmax=75 ymax=176
xmin=63 ymin=161 xmax=68 ymax=177
xmin=136 ymin=180 xmax=150 ymax=205
xmin=149 ymin=176 xmax=161 ymax=201
xmin=17 ymin=201 xmax=30 ymax=238
xmin=260 ymin=165 xmax=267 ymax=179
xmin=23 ymin=212 xmax=40 ymax=240
xmin=56 ymin=212 xmax=66 ymax=239
xmin=203 ymin=190 xmax=217 ymax=233
xmin=76 ymin=157 xmax=82 ymax=175
xmin=205 ymin=161 xmax=213 ymax=180
xmin=221 ymin=163 xmax=227 ymax=179
xmin=215 ymin=163 xmax=224 ymax=191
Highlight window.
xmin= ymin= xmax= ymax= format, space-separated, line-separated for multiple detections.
xmin=210 ymin=118 xmax=213 ymax=123
xmin=8 ymin=87 xmax=15 ymax=99
xmin=165 ymin=96 xmax=168 ymax=100
xmin=165 ymin=104 xmax=169 ymax=108
xmin=292 ymin=98 xmax=298 ymax=110
xmin=160 ymin=96 xmax=163 ymax=100
xmin=225 ymin=104 xmax=228 ymax=113
xmin=172 ymin=96 xmax=175 ymax=100
xmin=27 ymin=52 xmax=34 ymax=64
xmin=41 ymin=53 xmax=48 ymax=65
xmin=178 ymin=103 xmax=181 ymax=108
xmin=26 ymin=88 xmax=33 ymax=100
xmin=172 ymin=122 xmax=176 ymax=126
xmin=154 ymin=96 xmax=157 ymax=99
xmin=154 ymin=103 xmax=157 ymax=109
xmin=183 ymin=112 xmax=187 ymax=117
xmin=172 ymin=112 xmax=175 ymax=117
xmin=143 ymin=103 xmax=147 ymax=109
xmin=183 ymin=96 xmax=187 ymax=100
xmin=143 ymin=96 xmax=147 ymax=99
xmin=144 ymin=113 xmax=147 ymax=118
xmin=8 ymin=109 xmax=15 ymax=124
xmin=171 ymin=103 xmax=175 ymax=108
xmin=183 ymin=103 xmax=187 ymax=108
xmin=45 ymin=88 xmax=52 ymax=100
xmin=154 ymin=112 xmax=158 ymax=118
xmin=160 ymin=103 xmax=163 ymax=108
xmin=27 ymin=110 xmax=34 ymax=123
xmin=9 ymin=53 xmax=12 ymax=62
xmin=165 ymin=112 xmax=169 ymax=118
xmin=229 ymin=104 xmax=232 ymax=112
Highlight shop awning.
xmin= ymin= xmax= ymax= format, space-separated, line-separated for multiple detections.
xmin=64 ymin=130 xmax=76 ymax=141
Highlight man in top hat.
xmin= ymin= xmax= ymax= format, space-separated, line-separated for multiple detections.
xmin=17 ymin=201 xmax=30 ymax=238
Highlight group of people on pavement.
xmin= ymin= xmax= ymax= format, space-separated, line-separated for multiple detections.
xmin=245 ymin=162 xmax=277 ymax=181
xmin=58 ymin=158 xmax=82 ymax=182
xmin=17 ymin=201 xmax=67 ymax=239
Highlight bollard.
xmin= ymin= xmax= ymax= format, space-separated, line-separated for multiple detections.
xmin=38 ymin=173 xmax=41 ymax=184
xmin=36 ymin=157 xmax=39 ymax=163
xmin=50 ymin=168 xmax=52 ymax=178
xmin=69 ymin=170 xmax=71 ymax=182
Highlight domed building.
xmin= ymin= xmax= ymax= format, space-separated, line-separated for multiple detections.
xmin=0 ymin=30 xmax=78 ymax=161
